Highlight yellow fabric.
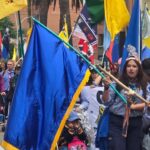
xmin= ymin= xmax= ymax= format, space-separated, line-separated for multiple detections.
xmin=26 ymin=27 xmax=32 ymax=45
xmin=1 ymin=140 xmax=19 ymax=150
xmin=12 ymin=47 xmax=17 ymax=61
xmin=142 ymin=6 xmax=150 ymax=48
xmin=104 ymin=0 xmax=130 ymax=40
xmin=143 ymin=38 xmax=150 ymax=48
xmin=51 ymin=69 xmax=91 ymax=150
xmin=59 ymin=16 xmax=69 ymax=43
xmin=0 ymin=0 xmax=27 ymax=19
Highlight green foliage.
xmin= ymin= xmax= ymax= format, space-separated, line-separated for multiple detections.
xmin=0 ymin=17 xmax=16 ymax=38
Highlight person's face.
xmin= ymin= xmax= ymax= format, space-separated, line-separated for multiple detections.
xmin=91 ymin=72 xmax=99 ymax=80
xmin=0 ymin=62 xmax=5 ymax=69
xmin=7 ymin=61 xmax=14 ymax=70
xmin=126 ymin=60 xmax=139 ymax=79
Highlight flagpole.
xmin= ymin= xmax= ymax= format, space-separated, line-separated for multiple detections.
xmin=18 ymin=11 xmax=24 ymax=58
xmin=14 ymin=13 xmax=19 ymax=59
xmin=32 ymin=17 xmax=127 ymax=104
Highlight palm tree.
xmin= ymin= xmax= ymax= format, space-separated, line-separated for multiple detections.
xmin=31 ymin=0 xmax=83 ymax=34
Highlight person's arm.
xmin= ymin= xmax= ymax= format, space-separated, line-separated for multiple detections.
xmin=130 ymin=103 xmax=145 ymax=110
xmin=93 ymin=75 xmax=102 ymax=86
xmin=102 ymin=76 xmax=112 ymax=102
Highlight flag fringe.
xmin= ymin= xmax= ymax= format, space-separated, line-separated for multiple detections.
xmin=1 ymin=140 xmax=18 ymax=150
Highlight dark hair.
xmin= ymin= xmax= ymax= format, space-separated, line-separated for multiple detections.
xmin=86 ymin=65 xmax=102 ymax=86
xmin=142 ymin=58 xmax=150 ymax=76
xmin=116 ymin=59 xmax=147 ymax=99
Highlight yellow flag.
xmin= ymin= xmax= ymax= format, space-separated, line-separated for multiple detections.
xmin=0 ymin=0 xmax=27 ymax=19
xmin=12 ymin=46 xmax=17 ymax=61
xmin=143 ymin=38 xmax=150 ymax=48
xmin=26 ymin=27 xmax=32 ymax=44
xmin=105 ymin=0 xmax=130 ymax=40
xmin=142 ymin=6 xmax=150 ymax=48
xmin=59 ymin=16 xmax=69 ymax=42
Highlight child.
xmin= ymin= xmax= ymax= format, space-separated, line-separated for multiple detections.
xmin=58 ymin=111 xmax=88 ymax=150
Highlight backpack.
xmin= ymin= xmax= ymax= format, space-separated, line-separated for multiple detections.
xmin=68 ymin=136 xmax=87 ymax=150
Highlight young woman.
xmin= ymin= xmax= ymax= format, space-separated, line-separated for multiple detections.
xmin=101 ymin=56 xmax=148 ymax=150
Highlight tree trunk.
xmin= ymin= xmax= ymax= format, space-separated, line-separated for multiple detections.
xmin=59 ymin=0 xmax=71 ymax=36
xmin=27 ymin=0 xmax=32 ymax=27
xmin=39 ymin=0 xmax=49 ymax=26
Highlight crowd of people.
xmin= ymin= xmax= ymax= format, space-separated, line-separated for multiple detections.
xmin=0 ymin=54 xmax=150 ymax=150
xmin=0 ymin=58 xmax=22 ymax=125
xmin=58 ymin=55 xmax=150 ymax=150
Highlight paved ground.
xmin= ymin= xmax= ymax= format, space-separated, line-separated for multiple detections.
xmin=0 ymin=132 xmax=3 ymax=143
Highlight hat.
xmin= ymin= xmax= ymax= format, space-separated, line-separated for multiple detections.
xmin=68 ymin=111 xmax=80 ymax=122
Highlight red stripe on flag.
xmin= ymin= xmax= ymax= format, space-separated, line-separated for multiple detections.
xmin=106 ymin=40 xmax=114 ymax=63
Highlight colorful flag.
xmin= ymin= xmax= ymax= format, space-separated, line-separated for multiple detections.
xmin=2 ymin=20 xmax=90 ymax=150
xmin=86 ymin=0 xmax=104 ymax=24
xmin=73 ymin=5 xmax=97 ymax=47
xmin=73 ymin=24 xmax=87 ymax=41
xmin=12 ymin=47 xmax=17 ymax=61
xmin=142 ymin=5 xmax=150 ymax=48
xmin=121 ymin=0 xmax=141 ymax=70
xmin=78 ymin=39 xmax=94 ymax=64
xmin=104 ymin=0 xmax=130 ymax=40
xmin=59 ymin=15 xmax=69 ymax=42
xmin=0 ymin=0 xmax=27 ymax=19
xmin=106 ymin=34 xmax=120 ymax=63
xmin=73 ymin=5 xmax=97 ymax=64
xmin=103 ymin=21 xmax=111 ymax=52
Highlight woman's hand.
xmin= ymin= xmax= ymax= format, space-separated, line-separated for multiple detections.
xmin=102 ymin=76 xmax=112 ymax=90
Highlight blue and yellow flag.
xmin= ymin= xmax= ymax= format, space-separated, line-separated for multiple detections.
xmin=2 ymin=20 xmax=90 ymax=150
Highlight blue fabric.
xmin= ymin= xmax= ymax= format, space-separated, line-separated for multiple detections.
xmin=112 ymin=34 xmax=120 ymax=63
xmin=2 ymin=46 xmax=8 ymax=60
xmin=120 ymin=0 xmax=140 ymax=71
xmin=103 ymin=21 xmax=111 ymax=52
xmin=78 ymin=4 xmax=97 ymax=46
xmin=141 ymin=46 xmax=150 ymax=61
xmin=4 ymin=22 xmax=88 ymax=150
xmin=95 ymin=108 xmax=109 ymax=149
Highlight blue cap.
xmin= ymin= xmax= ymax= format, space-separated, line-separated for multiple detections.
xmin=68 ymin=111 xmax=80 ymax=122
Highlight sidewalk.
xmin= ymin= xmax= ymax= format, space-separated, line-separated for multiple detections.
xmin=0 ymin=132 xmax=3 ymax=143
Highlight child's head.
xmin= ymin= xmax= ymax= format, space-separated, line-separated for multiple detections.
xmin=67 ymin=112 xmax=83 ymax=135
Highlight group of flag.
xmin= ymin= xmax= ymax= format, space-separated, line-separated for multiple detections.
xmin=0 ymin=0 xmax=150 ymax=150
